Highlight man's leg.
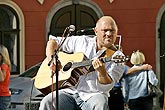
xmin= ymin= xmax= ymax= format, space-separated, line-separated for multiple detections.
xmin=39 ymin=91 xmax=79 ymax=110
xmin=81 ymin=94 xmax=109 ymax=110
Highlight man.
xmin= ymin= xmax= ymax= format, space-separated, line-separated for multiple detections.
xmin=39 ymin=16 xmax=125 ymax=110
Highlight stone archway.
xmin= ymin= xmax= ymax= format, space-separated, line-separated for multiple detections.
xmin=156 ymin=3 xmax=165 ymax=108
xmin=0 ymin=1 xmax=25 ymax=73
xmin=46 ymin=0 xmax=103 ymax=40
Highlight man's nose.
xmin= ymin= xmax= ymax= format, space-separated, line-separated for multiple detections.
xmin=105 ymin=30 xmax=112 ymax=36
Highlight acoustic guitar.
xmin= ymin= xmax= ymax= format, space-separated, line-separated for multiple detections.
xmin=34 ymin=51 xmax=129 ymax=95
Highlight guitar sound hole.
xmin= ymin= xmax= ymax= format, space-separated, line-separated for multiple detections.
xmin=63 ymin=62 xmax=72 ymax=71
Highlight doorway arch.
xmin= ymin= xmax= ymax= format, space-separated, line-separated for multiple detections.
xmin=156 ymin=3 xmax=165 ymax=108
xmin=46 ymin=0 xmax=103 ymax=40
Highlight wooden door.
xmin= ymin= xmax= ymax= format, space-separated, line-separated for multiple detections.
xmin=49 ymin=4 xmax=98 ymax=36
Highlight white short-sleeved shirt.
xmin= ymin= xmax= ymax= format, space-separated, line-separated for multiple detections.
xmin=49 ymin=35 xmax=125 ymax=101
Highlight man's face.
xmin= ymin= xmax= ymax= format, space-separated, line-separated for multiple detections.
xmin=95 ymin=19 xmax=117 ymax=49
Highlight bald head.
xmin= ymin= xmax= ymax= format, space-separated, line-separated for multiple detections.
xmin=96 ymin=16 xmax=118 ymax=32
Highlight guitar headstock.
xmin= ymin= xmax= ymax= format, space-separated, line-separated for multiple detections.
xmin=112 ymin=55 xmax=130 ymax=63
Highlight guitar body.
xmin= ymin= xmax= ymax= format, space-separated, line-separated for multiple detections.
xmin=34 ymin=50 xmax=129 ymax=95
xmin=34 ymin=52 xmax=86 ymax=95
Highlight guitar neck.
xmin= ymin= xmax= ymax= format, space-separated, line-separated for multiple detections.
xmin=71 ymin=56 xmax=113 ymax=68
xmin=72 ymin=60 xmax=92 ymax=68
xmin=71 ymin=55 xmax=128 ymax=69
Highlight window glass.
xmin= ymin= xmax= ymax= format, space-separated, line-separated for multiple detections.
xmin=0 ymin=5 xmax=19 ymax=74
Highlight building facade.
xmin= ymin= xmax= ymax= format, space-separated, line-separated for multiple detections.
xmin=0 ymin=0 xmax=164 ymax=108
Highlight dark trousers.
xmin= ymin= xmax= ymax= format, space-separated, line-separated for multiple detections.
xmin=128 ymin=96 xmax=153 ymax=110
xmin=108 ymin=87 xmax=124 ymax=110
xmin=0 ymin=96 xmax=11 ymax=110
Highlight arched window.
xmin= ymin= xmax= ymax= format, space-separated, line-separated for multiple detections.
xmin=0 ymin=4 xmax=20 ymax=74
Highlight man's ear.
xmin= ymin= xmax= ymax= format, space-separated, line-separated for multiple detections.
xmin=94 ymin=27 xmax=97 ymax=35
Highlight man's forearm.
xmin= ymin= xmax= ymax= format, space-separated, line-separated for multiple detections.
xmin=46 ymin=39 xmax=58 ymax=61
